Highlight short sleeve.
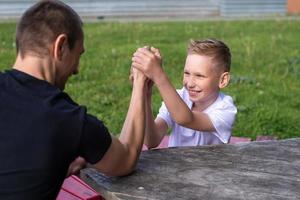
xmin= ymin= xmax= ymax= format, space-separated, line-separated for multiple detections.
xmin=206 ymin=105 xmax=237 ymax=143
xmin=79 ymin=114 xmax=112 ymax=164
xmin=156 ymin=102 xmax=174 ymax=128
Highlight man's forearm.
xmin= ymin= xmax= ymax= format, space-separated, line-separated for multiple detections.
xmin=119 ymin=81 xmax=146 ymax=169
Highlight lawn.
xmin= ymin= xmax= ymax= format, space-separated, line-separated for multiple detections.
xmin=0 ymin=19 xmax=300 ymax=139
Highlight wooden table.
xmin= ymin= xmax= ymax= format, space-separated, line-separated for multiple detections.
xmin=80 ymin=138 xmax=300 ymax=200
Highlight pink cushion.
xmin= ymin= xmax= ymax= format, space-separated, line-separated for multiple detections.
xmin=229 ymin=136 xmax=251 ymax=144
xmin=56 ymin=175 xmax=104 ymax=200
xmin=156 ymin=135 xmax=169 ymax=149
xmin=256 ymin=135 xmax=277 ymax=141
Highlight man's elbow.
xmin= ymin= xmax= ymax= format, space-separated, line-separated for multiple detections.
xmin=91 ymin=137 xmax=142 ymax=177
xmin=118 ymin=164 xmax=136 ymax=176
xmin=104 ymin=166 xmax=135 ymax=176
xmin=100 ymin=161 xmax=136 ymax=177
xmin=117 ymin=160 xmax=137 ymax=176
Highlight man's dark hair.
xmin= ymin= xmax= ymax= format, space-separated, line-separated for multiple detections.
xmin=16 ymin=0 xmax=83 ymax=58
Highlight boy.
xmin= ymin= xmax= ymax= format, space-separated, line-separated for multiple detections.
xmin=132 ymin=39 xmax=237 ymax=148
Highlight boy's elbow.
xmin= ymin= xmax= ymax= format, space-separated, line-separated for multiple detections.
xmin=175 ymin=115 xmax=193 ymax=127
xmin=146 ymin=143 xmax=158 ymax=149
xmin=144 ymin=140 xmax=159 ymax=149
xmin=176 ymin=119 xmax=188 ymax=127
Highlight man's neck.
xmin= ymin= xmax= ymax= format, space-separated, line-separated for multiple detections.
xmin=13 ymin=54 xmax=56 ymax=86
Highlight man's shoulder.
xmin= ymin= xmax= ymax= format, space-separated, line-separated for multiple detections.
xmin=0 ymin=70 xmax=18 ymax=90
xmin=0 ymin=70 xmax=9 ymax=81
xmin=43 ymin=90 xmax=85 ymax=118
xmin=1 ymin=69 xmax=84 ymax=114
xmin=0 ymin=72 xmax=3 ymax=82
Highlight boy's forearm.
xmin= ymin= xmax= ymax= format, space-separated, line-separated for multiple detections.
xmin=154 ymin=73 xmax=193 ymax=126
xmin=144 ymin=94 xmax=161 ymax=148
xmin=144 ymin=95 xmax=152 ymax=146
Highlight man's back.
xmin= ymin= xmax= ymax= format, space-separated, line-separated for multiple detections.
xmin=0 ymin=69 xmax=85 ymax=199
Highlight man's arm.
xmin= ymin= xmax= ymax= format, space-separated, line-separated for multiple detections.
xmin=132 ymin=48 xmax=214 ymax=132
xmin=93 ymin=68 xmax=146 ymax=176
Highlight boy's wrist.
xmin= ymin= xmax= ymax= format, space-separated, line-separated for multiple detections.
xmin=154 ymin=72 xmax=168 ymax=88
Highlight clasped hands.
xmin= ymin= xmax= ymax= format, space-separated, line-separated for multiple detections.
xmin=130 ymin=46 xmax=163 ymax=88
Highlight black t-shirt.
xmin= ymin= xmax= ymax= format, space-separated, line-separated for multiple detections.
xmin=0 ymin=69 xmax=112 ymax=200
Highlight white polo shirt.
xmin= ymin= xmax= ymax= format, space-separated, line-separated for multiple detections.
xmin=157 ymin=87 xmax=237 ymax=147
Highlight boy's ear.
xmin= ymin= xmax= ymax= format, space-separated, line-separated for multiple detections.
xmin=219 ymin=72 xmax=230 ymax=88
xmin=53 ymin=34 xmax=68 ymax=61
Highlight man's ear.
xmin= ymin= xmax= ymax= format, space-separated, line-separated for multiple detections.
xmin=219 ymin=72 xmax=230 ymax=89
xmin=53 ymin=34 xmax=68 ymax=61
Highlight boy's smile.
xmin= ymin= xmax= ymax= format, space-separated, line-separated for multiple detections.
xmin=187 ymin=89 xmax=201 ymax=97
xmin=183 ymin=54 xmax=222 ymax=109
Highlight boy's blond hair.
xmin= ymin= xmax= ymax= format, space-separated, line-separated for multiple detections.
xmin=188 ymin=39 xmax=231 ymax=72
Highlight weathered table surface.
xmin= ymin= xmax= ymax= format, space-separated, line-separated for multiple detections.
xmin=80 ymin=138 xmax=300 ymax=200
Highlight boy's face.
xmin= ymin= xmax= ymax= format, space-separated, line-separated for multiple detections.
xmin=183 ymin=54 xmax=222 ymax=105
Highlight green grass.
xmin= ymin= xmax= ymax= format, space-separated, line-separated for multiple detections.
xmin=1 ymin=20 xmax=300 ymax=139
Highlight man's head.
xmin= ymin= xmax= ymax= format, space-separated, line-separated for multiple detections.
xmin=15 ymin=0 xmax=84 ymax=90
xmin=16 ymin=0 xmax=83 ymax=58
xmin=183 ymin=39 xmax=231 ymax=105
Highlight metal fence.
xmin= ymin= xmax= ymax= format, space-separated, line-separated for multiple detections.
xmin=220 ymin=0 xmax=286 ymax=17
xmin=0 ymin=0 xmax=288 ymax=20
xmin=0 ymin=0 xmax=219 ymax=20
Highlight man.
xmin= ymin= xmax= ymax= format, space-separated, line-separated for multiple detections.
xmin=0 ymin=1 xmax=147 ymax=199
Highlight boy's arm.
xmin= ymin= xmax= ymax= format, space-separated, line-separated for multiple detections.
xmin=155 ymin=73 xmax=214 ymax=131
xmin=132 ymin=48 xmax=215 ymax=132
xmin=144 ymin=85 xmax=168 ymax=148
xmin=93 ymin=67 xmax=146 ymax=176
